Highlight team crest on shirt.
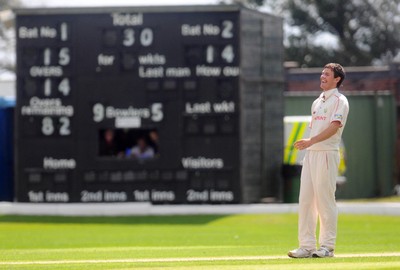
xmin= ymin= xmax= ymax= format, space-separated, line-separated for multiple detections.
xmin=334 ymin=114 xmax=343 ymax=120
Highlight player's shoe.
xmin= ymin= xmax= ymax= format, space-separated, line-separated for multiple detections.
xmin=312 ymin=246 xmax=334 ymax=258
xmin=287 ymin=247 xmax=315 ymax=258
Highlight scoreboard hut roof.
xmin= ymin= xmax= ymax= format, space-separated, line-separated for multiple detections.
xmin=14 ymin=5 xmax=282 ymax=18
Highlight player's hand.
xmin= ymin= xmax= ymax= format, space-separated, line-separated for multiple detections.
xmin=294 ymin=138 xmax=312 ymax=150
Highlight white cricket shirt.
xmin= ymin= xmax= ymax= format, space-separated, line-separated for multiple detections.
xmin=308 ymin=88 xmax=349 ymax=151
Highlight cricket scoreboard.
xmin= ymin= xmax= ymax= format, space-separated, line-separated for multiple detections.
xmin=15 ymin=5 xmax=284 ymax=203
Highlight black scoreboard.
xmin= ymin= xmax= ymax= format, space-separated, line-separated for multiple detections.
xmin=15 ymin=5 xmax=284 ymax=203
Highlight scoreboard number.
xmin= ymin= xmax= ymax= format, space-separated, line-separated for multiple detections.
xmin=44 ymin=78 xmax=70 ymax=96
xmin=206 ymin=44 xmax=235 ymax=64
xmin=58 ymin=48 xmax=70 ymax=66
xmin=58 ymin=78 xmax=70 ymax=96
xmin=41 ymin=116 xmax=71 ymax=136
xmin=60 ymin=22 xmax=68 ymax=41
xmin=42 ymin=47 xmax=71 ymax=66
xmin=43 ymin=48 xmax=51 ymax=65
xmin=93 ymin=103 xmax=104 ymax=122
xmin=122 ymin=28 xmax=154 ymax=47
xmin=140 ymin=28 xmax=153 ymax=47
xmin=122 ymin=28 xmax=135 ymax=46
xmin=221 ymin=45 xmax=234 ymax=63
xmin=150 ymin=103 xmax=163 ymax=122
xmin=41 ymin=116 xmax=54 ymax=135
xmin=221 ymin=20 xmax=234 ymax=39
xmin=44 ymin=78 xmax=51 ymax=96
xmin=59 ymin=117 xmax=71 ymax=135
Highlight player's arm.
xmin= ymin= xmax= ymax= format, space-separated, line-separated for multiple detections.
xmin=294 ymin=121 xmax=341 ymax=150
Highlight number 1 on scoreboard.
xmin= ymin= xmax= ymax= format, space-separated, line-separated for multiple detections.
xmin=60 ymin=22 xmax=68 ymax=41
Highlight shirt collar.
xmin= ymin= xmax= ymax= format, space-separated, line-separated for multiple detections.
xmin=320 ymin=88 xmax=338 ymax=101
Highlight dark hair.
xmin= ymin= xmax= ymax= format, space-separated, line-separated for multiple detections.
xmin=324 ymin=63 xmax=345 ymax=88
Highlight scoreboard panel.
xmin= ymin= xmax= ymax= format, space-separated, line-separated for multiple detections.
xmin=15 ymin=5 xmax=284 ymax=203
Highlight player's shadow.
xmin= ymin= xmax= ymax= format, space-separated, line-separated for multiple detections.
xmin=0 ymin=214 xmax=228 ymax=225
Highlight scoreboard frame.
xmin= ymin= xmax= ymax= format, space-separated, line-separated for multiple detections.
xmin=14 ymin=5 xmax=284 ymax=204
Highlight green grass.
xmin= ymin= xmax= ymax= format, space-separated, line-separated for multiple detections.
xmin=0 ymin=214 xmax=399 ymax=269
xmin=339 ymin=196 xmax=400 ymax=203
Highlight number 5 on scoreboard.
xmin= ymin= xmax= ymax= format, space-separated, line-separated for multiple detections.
xmin=151 ymin=103 xmax=163 ymax=122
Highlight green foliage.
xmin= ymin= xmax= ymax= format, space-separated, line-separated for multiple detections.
xmin=0 ymin=0 xmax=21 ymax=73
xmin=282 ymin=0 xmax=400 ymax=67
xmin=0 ymin=0 xmax=21 ymax=10
xmin=248 ymin=0 xmax=265 ymax=7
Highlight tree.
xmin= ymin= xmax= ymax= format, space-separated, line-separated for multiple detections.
xmin=0 ymin=0 xmax=20 ymax=9
xmin=282 ymin=0 xmax=400 ymax=67
xmin=0 ymin=0 xmax=21 ymax=75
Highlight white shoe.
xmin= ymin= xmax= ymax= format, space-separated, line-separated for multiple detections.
xmin=288 ymin=247 xmax=315 ymax=258
xmin=312 ymin=246 xmax=334 ymax=258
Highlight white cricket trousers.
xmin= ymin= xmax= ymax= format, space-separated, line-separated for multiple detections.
xmin=298 ymin=150 xmax=339 ymax=251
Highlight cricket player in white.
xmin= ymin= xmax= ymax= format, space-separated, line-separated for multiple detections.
xmin=288 ymin=63 xmax=349 ymax=258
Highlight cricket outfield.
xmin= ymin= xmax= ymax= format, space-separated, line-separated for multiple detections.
xmin=0 ymin=210 xmax=399 ymax=269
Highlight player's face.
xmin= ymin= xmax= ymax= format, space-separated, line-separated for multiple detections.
xmin=320 ymin=68 xmax=339 ymax=91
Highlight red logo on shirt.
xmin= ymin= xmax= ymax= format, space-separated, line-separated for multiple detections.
xmin=314 ymin=116 xmax=327 ymax=121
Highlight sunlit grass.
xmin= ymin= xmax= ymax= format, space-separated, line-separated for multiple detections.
xmin=0 ymin=213 xmax=399 ymax=269
xmin=339 ymin=196 xmax=400 ymax=203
